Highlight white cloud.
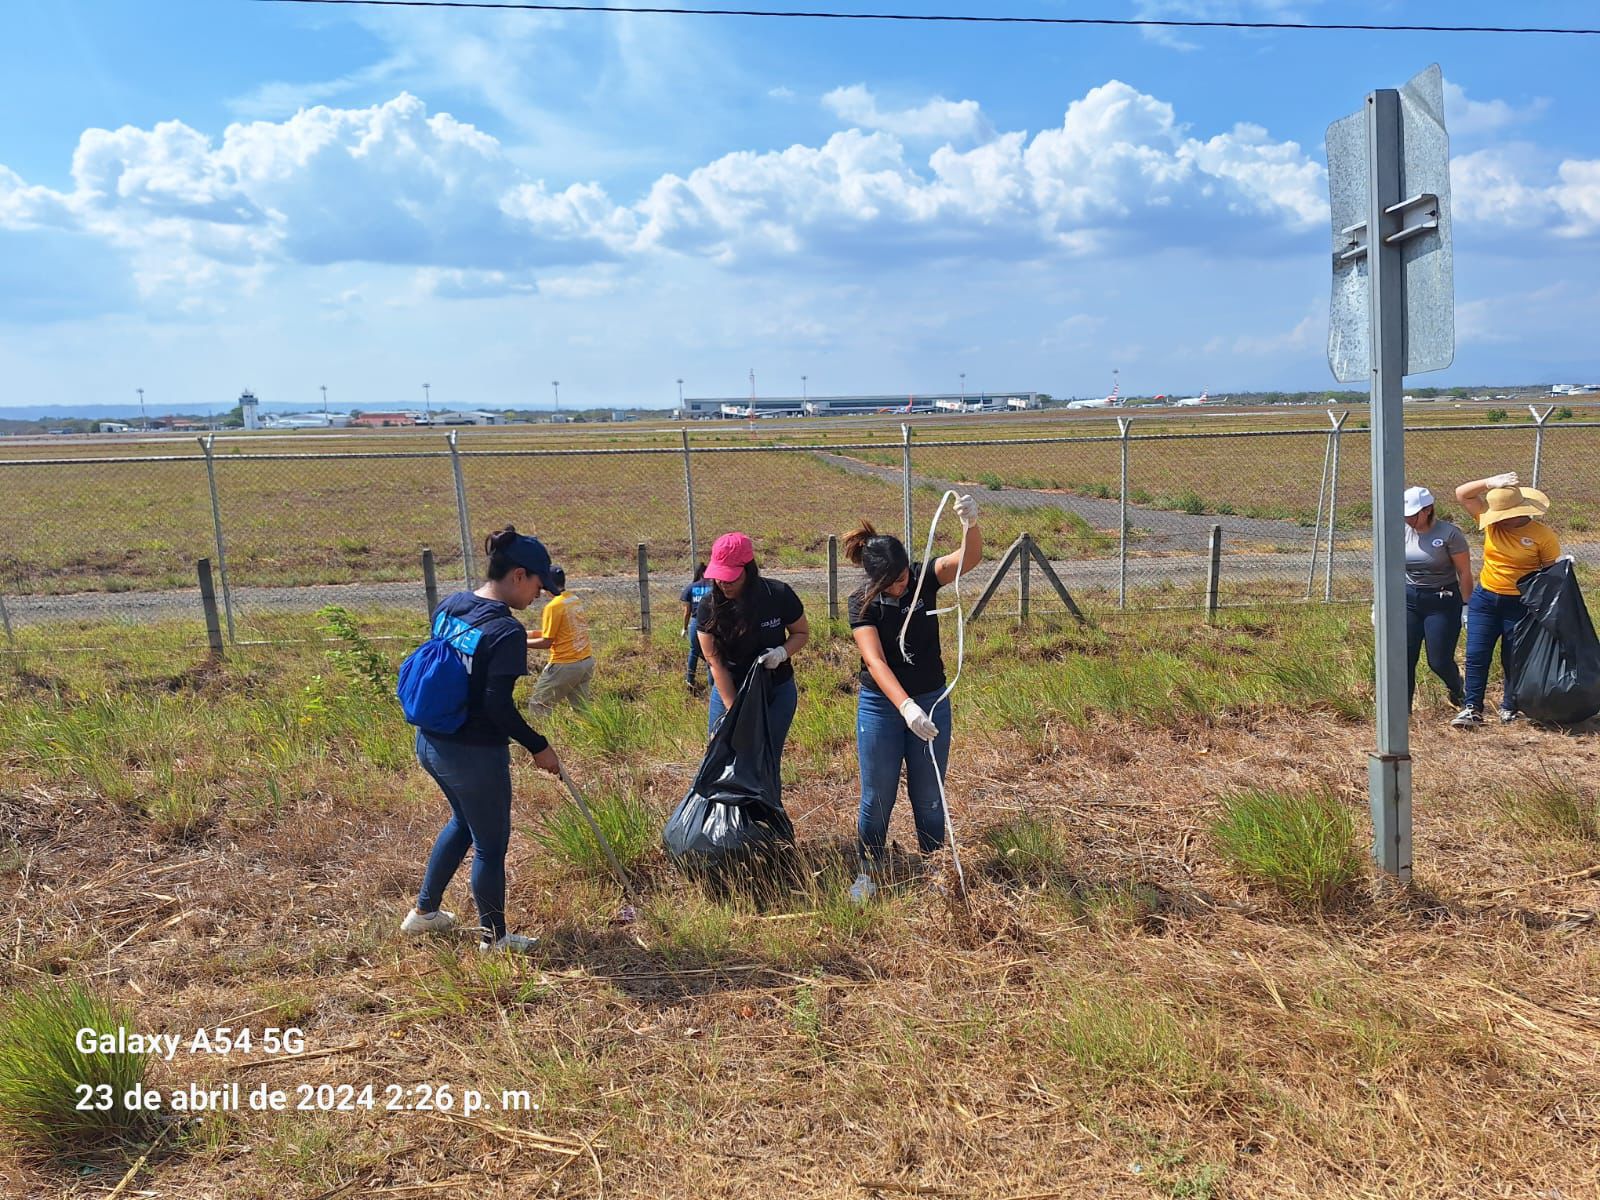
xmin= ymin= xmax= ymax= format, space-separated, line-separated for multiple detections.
xmin=822 ymin=85 xmax=992 ymax=143
xmin=1452 ymin=147 xmax=1600 ymax=238
xmin=767 ymin=86 xmax=796 ymax=102
xmin=1133 ymin=0 xmax=1315 ymax=51
xmin=0 ymin=81 xmax=1329 ymax=310
xmin=1442 ymin=81 xmax=1548 ymax=138
xmin=1228 ymin=311 xmax=1320 ymax=357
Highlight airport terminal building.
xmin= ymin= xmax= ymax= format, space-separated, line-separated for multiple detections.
xmin=680 ymin=392 xmax=1040 ymax=418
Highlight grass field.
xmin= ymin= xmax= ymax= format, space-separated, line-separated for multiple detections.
xmin=2 ymin=603 xmax=1598 ymax=1197
xmin=2 ymin=410 xmax=1596 ymax=601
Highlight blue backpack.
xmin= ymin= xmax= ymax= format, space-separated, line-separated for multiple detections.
xmin=396 ymin=608 xmax=493 ymax=734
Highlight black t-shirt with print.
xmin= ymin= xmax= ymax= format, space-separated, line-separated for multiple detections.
xmin=696 ymin=578 xmax=805 ymax=686
xmin=430 ymin=590 xmax=529 ymax=745
xmin=849 ymin=563 xmax=946 ymax=698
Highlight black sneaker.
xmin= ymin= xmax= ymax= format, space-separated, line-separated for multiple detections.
xmin=1450 ymin=705 xmax=1483 ymax=728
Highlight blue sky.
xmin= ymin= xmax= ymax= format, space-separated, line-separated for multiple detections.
xmin=2 ymin=0 xmax=1598 ymax=412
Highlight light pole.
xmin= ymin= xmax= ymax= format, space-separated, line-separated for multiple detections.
xmin=802 ymin=374 xmax=808 ymax=402
xmin=423 ymin=382 xmax=431 ymax=420
xmin=136 ymin=387 xmax=146 ymax=430
xmin=320 ymin=384 xmax=328 ymax=417
xmin=959 ymin=373 xmax=966 ymax=405
xmin=552 ymin=380 xmax=560 ymax=412
xmin=677 ymin=378 xmax=684 ymax=407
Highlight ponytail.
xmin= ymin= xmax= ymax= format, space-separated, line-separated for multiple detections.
xmin=844 ymin=520 xmax=910 ymax=607
xmin=484 ymin=525 xmax=521 ymax=581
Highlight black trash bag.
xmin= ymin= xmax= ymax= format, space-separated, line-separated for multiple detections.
xmin=1507 ymin=559 xmax=1600 ymax=725
xmin=663 ymin=664 xmax=795 ymax=884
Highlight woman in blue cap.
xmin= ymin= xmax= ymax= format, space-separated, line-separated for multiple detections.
xmin=400 ymin=524 xmax=562 ymax=953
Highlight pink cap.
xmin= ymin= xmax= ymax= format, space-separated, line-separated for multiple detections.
xmin=704 ymin=532 xmax=755 ymax=581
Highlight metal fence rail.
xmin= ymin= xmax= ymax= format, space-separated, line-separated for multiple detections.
xmin=2 ymin=414 xmax=1595 ymax=651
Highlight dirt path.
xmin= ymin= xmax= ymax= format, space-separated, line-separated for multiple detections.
xmin=816 ymin=450 xmax=1319 ymax=550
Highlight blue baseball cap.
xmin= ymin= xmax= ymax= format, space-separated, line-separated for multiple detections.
xmin=503 ymin=535 xmax=553 ymax=586
xmin=545 ymin=566 xmax=566 ymax=594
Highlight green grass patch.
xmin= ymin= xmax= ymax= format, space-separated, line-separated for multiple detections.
xmin=535 ymin=784 xmax=658 ymax=878
xmin=1497 ymin=781 xmax=1600 ymax=842
xmin=0 ymin=983 xmax=153 ymax=1156
xmin=1211 ymin=788 xmax=1364 ymax=908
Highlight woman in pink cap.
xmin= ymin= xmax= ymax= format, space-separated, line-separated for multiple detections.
xmin=694 ymin=532 xmax=810 ymax=754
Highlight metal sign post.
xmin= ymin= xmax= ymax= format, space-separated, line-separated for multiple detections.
xmin=1327 ymin=64 xmax=1454 ymax=885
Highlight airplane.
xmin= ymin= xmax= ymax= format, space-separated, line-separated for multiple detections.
xmin=1173 ymin=391 xmax=1210 ymax=407
xmin=1066 ymin=379 xmax=1122 ymax=410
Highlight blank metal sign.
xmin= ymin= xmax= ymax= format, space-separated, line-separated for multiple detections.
xmin=1326 ymin=63 xmax=1454 ymax=384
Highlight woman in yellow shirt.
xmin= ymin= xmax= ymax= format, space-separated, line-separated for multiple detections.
xmin=1451 ymin=472 xmax=1561 ymax=727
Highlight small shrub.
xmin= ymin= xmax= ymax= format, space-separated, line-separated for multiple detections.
xmin=1212 ymin=788 xmax=1363 ymax=908
xmin=1498 ymin=783 xmax=1600 ymax=842
xmin=1167 ymin=490 xmax=1206 ymax=515
xmin=317 ymin=606 xmax=392 ymax=694
xmin=0 ymin=983 xmax=152 ymax=1154
xmin=1556 ymin=406 xmax=1575 ymax=420
xmin=1485 ymin=408 xmax=1508 ymax=423
xmin=977 ymin=471 xmax=1005 ymax=491
xmin=536 ymin=786 xmax=656 ymax=877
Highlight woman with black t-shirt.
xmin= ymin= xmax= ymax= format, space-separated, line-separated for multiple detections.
xmin=695 ymin=532 xmax=809 ymax=759
xmin=843 ymin=496 xmax=981 ymax=901
xmin=400 ymin=526 xmax=563 ymax=953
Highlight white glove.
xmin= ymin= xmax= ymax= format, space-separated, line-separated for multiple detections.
xmin=898 ymin=698 xmax=938 ymax=741
xmin=954 ymin=493 xmax=979 ymax=527
xmin=1487 ymin=471 xmax=1519 ymax=489
xmin=758 ymin=645 xmax=788 ymax=670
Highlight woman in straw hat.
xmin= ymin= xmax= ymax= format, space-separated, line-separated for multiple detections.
xmin=1450 ymin=472 xmax=1561 ymax=727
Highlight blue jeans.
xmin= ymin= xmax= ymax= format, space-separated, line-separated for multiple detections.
xmin=708 ymin=675 xmax=798 ymax=764
xmin=415 ymin=731 xmax=512 ymax=940
xmin=685 ymin=618 xmax=708 ymax=685
xmin=856 ymin=686 xmax=952 ymax=868
xmin=1463 ymin=586 xmax=1526 ymax=712
xmin=1406 ymin=584 xmax=1464 ymax=706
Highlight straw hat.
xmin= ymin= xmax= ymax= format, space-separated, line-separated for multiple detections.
xmin=1479 ymin=484 xmax=1550 ymax=529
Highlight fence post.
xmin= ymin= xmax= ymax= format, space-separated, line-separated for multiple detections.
xmin=681 ymin=427 xmax=700 ymax=576
xmin=1117 ymin=417 xmax=1132 ymax=609
xmin=637 ymin=543 xmax=651 ymax=640
xmin=1529 ymin=404 xmax=1555 ymax=490
xmin=1324 ymin=410 xmax=1349 ymax=602
xmin=0 ymin=590 xmax=12 ymax=645
xmin=198 ymin=435 xmax=236 ymax=644
xmin=448 ymin=430 xmax=475 ymax=586
xmin=422 ymin=548 xmax=439 ymax=617
xmin=1205 ymin=524 xmax=1222 ymax=622
xmin=901 ymin=422 xmax=914 ymax=547
xmin=197 ymin=558 xmax=225 ymax=659
xmin=1018 ymin=532 xmax=1032 ymax=624
xmin=827 ymin=534 xmax=839 ymax=622
xmin=1307 ymin=430 xmax=1333 ymax=599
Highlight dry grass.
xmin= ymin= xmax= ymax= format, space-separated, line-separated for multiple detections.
xmin=1 ymin=602 xmax=1599 ymax=1197
xmin=5 ymin=410 xmax=1594 ymax=601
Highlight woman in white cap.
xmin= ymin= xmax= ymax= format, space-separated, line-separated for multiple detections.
xmin=1451 ymin=472 xmax=1560 ymax=727
xmin=1402 ymin=485 xmax=1473 ymax=711
xmin=696 ymin=532 xmax=809 ymax=755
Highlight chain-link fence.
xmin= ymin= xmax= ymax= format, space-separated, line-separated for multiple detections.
xmin=2 ymin=414 xmax=1595 ymax=653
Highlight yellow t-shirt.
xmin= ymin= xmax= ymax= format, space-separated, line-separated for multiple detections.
xmin=1480 ymin=520 xmax=1560 ymax=596
xmin=540 ymin=592 xmax=592 ymax=664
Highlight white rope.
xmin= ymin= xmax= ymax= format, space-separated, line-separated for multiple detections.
xmin=896 ymin=490 xmax=968 ymax=898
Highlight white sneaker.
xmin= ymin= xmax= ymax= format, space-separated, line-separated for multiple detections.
xmin=479 ymin=932 xmax=539 ymax=954
xmin=848 ymin=873 xmax=878 ymax=904
xmin=400 ymin=908 xmax=457 ymax=935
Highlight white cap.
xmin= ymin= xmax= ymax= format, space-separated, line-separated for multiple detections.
xmin=1403 ymin=485 xmax=1434 ymax=517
